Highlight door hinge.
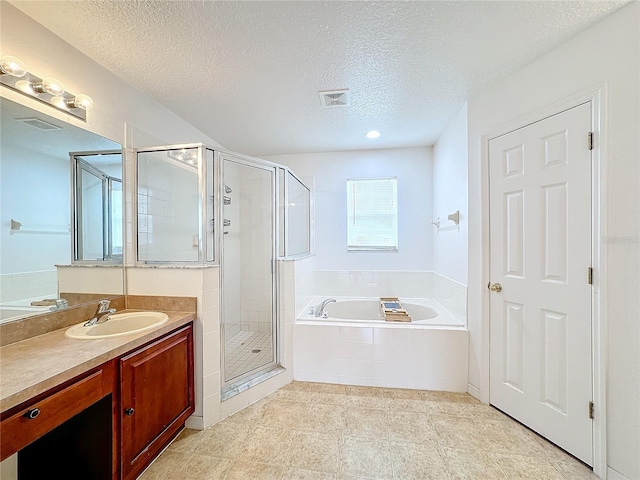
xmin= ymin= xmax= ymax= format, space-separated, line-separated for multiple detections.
xmin=588 ymin=132 xmax=594 ymax=150
xmin=588 ymin=267 xmax=593 ymax=285
xmin=588 ymin=401 xmax=594 ymax=419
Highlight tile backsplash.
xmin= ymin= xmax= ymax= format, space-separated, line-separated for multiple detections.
xmin=0 ymin=270 xmax=57 ymax=304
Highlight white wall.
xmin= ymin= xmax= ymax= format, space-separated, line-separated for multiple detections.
xmin=0 ymin=144 xmax=70 ymax=275
xmin=467 ymin=3 xmax=639 ymax=478
xmin=266 ymin=147 xmax=433 ymax=272
xmin=432 ymin=104 xmax=468 ymax=285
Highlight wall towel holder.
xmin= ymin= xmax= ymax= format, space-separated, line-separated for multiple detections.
xmin=10 ymin=218 xmax=70 ymax=234
xmin=448 ymin=210 xmax=460 ymax=225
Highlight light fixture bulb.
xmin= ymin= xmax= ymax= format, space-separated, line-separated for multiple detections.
xmin=32 ymin=77 xmax=65 ymax=96
xmin=50 ymin=96 xmax=69 ymax=110
xmin=71 ymin=94 xmax=94 ymax=110
xmin=42 ymin=77 xmax=65 ymax=95
xmin=15 ymin=80 xmax=36 ymax=95
xmin=0 ymin=56 xmax=27 ymax=77
xmin=365 ymin=130 xmax=381 ymax=139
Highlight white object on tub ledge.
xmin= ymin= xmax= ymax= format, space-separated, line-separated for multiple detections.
xmin=297 ymin=296 xmax=464 ymax=328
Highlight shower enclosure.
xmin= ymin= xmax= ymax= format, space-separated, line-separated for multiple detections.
xmin=134 ymin=144 xmax=310 ymax=395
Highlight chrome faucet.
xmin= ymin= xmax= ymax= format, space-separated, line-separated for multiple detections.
xmin=49 ymin=298 xmax=69 ymax=311
xmin=314 ymin=298 xmax=336 ymax=317
xmin=83 ymin=299 xmax=116 ymax=327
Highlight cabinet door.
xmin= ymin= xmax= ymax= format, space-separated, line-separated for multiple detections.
xmin=120 ymin=325 xmax=194 ymax=479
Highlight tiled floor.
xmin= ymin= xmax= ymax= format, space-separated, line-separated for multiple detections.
xmin=224 ymin=331 xmax=273 ymax=379
xmin=140 ymin=381 xmax=598 ymax=480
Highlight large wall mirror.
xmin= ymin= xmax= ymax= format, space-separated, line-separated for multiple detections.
xmin=0 ymin=97 xmax=123 ymax=324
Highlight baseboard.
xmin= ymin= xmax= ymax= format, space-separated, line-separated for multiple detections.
xmin=185 ymin=414 xmax=204 ymax=430
xmin=607 ymin=467 xmax=631 ymax=480
xmin=467 ymin=382 xmax=481 ymax=401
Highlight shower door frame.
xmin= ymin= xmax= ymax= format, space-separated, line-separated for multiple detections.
xmin=70 ymin=149 xmax=123 ymax=264
xmin=218 ymin=152 xmax=280 ymax=391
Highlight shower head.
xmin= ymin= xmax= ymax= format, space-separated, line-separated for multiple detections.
xmin=224 ymin=184 xmax=232 ymax=194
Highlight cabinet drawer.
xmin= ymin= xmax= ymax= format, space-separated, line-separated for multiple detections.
xmin=0 ymin=369 xmax=105 ymax=460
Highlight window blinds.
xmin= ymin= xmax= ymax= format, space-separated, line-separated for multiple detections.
xmin=346 ymin=177 xmax=398 ymax=251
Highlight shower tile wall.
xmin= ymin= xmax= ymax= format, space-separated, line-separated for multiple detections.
xmin=238 ymin=174 xmax=272 ymax=334
xmin=137 ymin=154 xmax=200 ymax=263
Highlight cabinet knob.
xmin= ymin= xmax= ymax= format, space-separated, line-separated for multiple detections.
xmin=25 ymin=408 xmax=40 ymax=419
xmin=124 ymin=408 xmax=135 ymax=416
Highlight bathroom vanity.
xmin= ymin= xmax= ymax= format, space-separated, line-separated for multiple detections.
xmin=0 ymin=306 xmax=195 ymax=479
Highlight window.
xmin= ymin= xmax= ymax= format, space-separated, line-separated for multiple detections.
xmin=346 ymin=177 xmax=398 ymax=251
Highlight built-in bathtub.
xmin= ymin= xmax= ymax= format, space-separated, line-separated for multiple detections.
xmin=293 ymin=296 xmax=469 ymax=391
xmin=298 ymin=296 xmax=463 ymax=327
xmin=0 ymin=297 xmax=54 ymax=323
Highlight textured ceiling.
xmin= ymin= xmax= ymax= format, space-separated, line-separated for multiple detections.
xmin=8 ymin=0 xmax=629 ymax=156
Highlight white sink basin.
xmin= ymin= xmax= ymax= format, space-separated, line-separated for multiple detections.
xmin=65 ymin=311 xmax=169 ymax=339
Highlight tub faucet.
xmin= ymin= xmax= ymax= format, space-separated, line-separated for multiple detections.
xmin=84 ymin=299 xmax=116 ymax=327
xmin=315 ymin=298 xmax=336 ymax=317
xmin=49 ymin=298 xmax=68 ymax=311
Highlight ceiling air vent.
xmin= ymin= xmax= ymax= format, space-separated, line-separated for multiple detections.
xmin=319 ymin=89 xmax=350 ymax=107
xmin=15 ymin=117 xmax=63 ymax=131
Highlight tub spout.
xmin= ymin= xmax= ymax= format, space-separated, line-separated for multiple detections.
xmin=315 ymin=298 xmax=336 ymax=317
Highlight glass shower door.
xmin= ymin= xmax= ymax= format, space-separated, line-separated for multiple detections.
xmin=222 ymin=157 xmax=276 ymax=385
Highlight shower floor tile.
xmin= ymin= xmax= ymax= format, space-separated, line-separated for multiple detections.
xmin=224 ymin=330 xmax=273 ymax=380
xmin=140 ymin=382 xmax=599 ymax=480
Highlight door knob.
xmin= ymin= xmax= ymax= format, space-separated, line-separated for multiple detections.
xmin=124 ymin=408 xmax=135 ymax=416
xmin=488 ymin=282 xmax=503 ymax=293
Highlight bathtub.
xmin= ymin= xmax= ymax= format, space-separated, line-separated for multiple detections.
xmin=297 ymin=296 xmax=464 ymax=327
xmin=294 ymin=296 xmax=468 ymax=391
xmin=0 ymin=297 xmax=54 ymax=323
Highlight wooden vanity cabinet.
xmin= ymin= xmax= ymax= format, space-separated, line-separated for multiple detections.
xmin=0 ymin=322 xmax=194 ymax=480
xmin=120 ymin=324 xmax=195 ymax=480
xmin=0 ymin=361 xmax=116 ymax=478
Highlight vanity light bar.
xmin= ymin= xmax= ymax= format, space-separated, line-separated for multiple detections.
xmin=0 ymin=55 xmax=93 ymax=122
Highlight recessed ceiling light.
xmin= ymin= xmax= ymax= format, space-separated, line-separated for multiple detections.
xmin=365 ymin=130 xmax=381 ymax=139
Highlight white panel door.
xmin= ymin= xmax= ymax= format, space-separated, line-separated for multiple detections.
xmin=489 ymin=103 xmax=593 ymax=464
